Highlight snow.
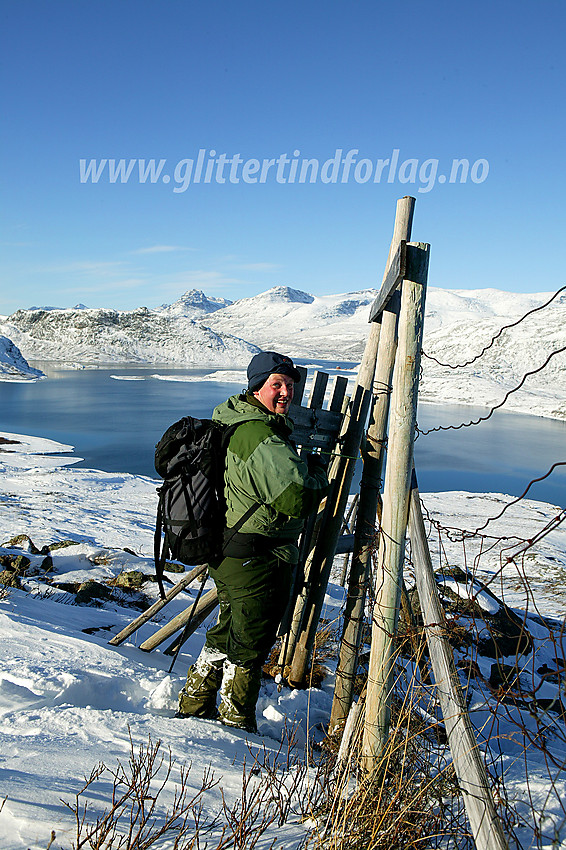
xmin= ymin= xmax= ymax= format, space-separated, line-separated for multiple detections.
xmin=0 ymin=305 xmax=258 ymax=368
xmin=1 ymin=431 xmax=566 ymax=847
xmin=0 ymin=434 xmax=337 ymax=849
xmin=0 ymin=336 xmax=44 ymax=382
xmin=107 ymin=370 xmax=247 ymax=384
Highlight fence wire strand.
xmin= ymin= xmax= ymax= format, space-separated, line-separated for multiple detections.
xmin=417 ymin=343 xmax=566 ymax=435
xmin=422 ymin=284 xmax=566 ymax=369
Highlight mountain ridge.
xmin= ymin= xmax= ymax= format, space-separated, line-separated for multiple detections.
xmin=1 ymin=285 xmax=564 ymax=420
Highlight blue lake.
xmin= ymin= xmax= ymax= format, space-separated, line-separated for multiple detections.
xmin=1 ymin=361 xmax=565 ymax=508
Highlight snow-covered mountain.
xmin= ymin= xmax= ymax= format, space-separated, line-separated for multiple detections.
xmin=2 ymin=285 xmax=565 ymax=420
xmin=204 ymin=285 xmax=375 ymax=360
xmin=0 ymin=336 xmax=44 ymax=381
xmin=204 ymin=285 xmax=566 ymax=420
xmin=1 ymin=300 xmax=257 ymax=366
xmin=419 ymin=289 xmax=566 ymax=419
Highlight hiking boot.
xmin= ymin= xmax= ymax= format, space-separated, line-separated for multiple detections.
xmin=178 ymin=646 xmax=226 ymax=719
xmin=217 ymin=660 xmax=261 ymax=733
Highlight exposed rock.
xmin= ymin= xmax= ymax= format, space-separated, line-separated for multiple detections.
xmin=2 ymin=534 xmax=42 ymax=554
xmin=436 ymin=566 xmax=533 ymax=658
xmin=45 ymin=540 xmax=80 ymax=552
xmin=40 ymin=555 xmax=54 ymax=572
xmin=0 ymin=569 xmax=22 ymax=588
xmin=107 ymin=570 xmax=149 ymax=588
xmin=75 ymin=580 xmax=113 ymax=606
xmin=0 ymin=553 xmax=31 ymax=573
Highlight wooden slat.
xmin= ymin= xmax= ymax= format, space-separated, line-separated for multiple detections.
xmin=308 ymin=371 xmax=328 ymax=408
xmin=108 ymin=564 xmax=207 ymax=646
xmin=164 ymin=593 xmax=221 ymax=655
xmin=289 ymin=405 xmax=343 ymax=448
xmin=293 ymin=365 xmax=307 ymax=405
xmin=139 ymin=588 xmax=218 ymax=652
xmin=329 ymin=375 xmax=349 ymax=412
xmin=405 ymin=242 xmax=430 ymax=285
xmin=368 ymin=239 xmax=407 ymax=323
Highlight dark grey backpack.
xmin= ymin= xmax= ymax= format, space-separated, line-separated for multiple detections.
xmin=153 ymin=417 xmax=257 ymax=598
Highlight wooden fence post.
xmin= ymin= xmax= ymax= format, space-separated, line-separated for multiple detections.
xmin=408 ymin=475 xmax=509 ymax=850
xmin=329 ymin=197 xmax=416 ymax=732
xmin=361 ymin=242 xmax=429 ymax=773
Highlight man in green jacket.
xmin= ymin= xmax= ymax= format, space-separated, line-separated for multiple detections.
xmin=177 ymin=351 xmax=329 ymax=732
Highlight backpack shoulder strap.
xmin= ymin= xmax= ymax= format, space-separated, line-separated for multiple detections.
xmin=154 ymin=485 xmax=168 ymax=599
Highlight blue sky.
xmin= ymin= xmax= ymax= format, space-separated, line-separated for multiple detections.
xmin=1 ymin=0 xmax=565 ymax=313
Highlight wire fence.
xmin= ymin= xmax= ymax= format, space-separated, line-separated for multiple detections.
xmin=416 ymin=284 xmax=566 ymax=436
xmin=412 ymin=288 xmax=565 ymax=846
xmin=421 ymin=285 xmax=566 ymax=370
xmin=329 ymin=287 xmax=566 ymax=848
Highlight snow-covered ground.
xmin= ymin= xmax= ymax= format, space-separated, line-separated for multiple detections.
xmin=0 ymin=434 xmax=335 ymax=849
xmin=1 ymin=433 xmax=566 ymax=849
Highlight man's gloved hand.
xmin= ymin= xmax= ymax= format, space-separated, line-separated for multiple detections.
xmin=307 ymin=452 xmax=326 ymax=471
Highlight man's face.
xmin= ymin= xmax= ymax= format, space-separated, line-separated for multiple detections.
xmin=253 ymin=372 xmax=295 ymax=415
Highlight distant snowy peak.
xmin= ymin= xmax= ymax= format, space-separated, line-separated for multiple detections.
xmin=159 ymin=289 xmax=233 ymax=317
xmin=204 ymin=287 xmax=381 ymax=358
xmin=262 ymin=286 xmax=314 ymax=304
xmin=0 ymin=335 xmax=44 ymax=381
xmin=216 ymin=286 xmax=314 ymax=313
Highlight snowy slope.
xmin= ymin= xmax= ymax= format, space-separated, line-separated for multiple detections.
xmin=0 ymin=336 xmax=44 ymax=381
xmin=1 ymin=300 xmax=257 ymax=367
xmin=205 ymin=285 xmax=566 ymax=421
xmin=204 ymin=285 xmax=378 ymax=360
xmin=0 ymin=433 xmax=333 ymax=849
xmin=419 ymin=289 xmax=566 ymax=419
xmin=1 ymin=433 xmax=566 ymax=848
xmin=204 ymin=285 xmax=552 ymax=358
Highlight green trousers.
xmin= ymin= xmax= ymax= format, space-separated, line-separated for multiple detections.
xmin=206 ymin=552 xmax=292 ymax=670
xmin=179 ymin=552 xmax=292 ymax=730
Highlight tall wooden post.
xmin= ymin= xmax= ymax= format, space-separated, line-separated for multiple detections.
xmin=361 ymin=242 xmax=429 ymax=773
xmin=329 ymin=197 xmax=415 ymax=732
xmin=409 ymin=476 xmax=509 ymax=850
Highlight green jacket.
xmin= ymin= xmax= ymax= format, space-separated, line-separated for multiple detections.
xmin=212 ymin=393 xmax=329 ymax=562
